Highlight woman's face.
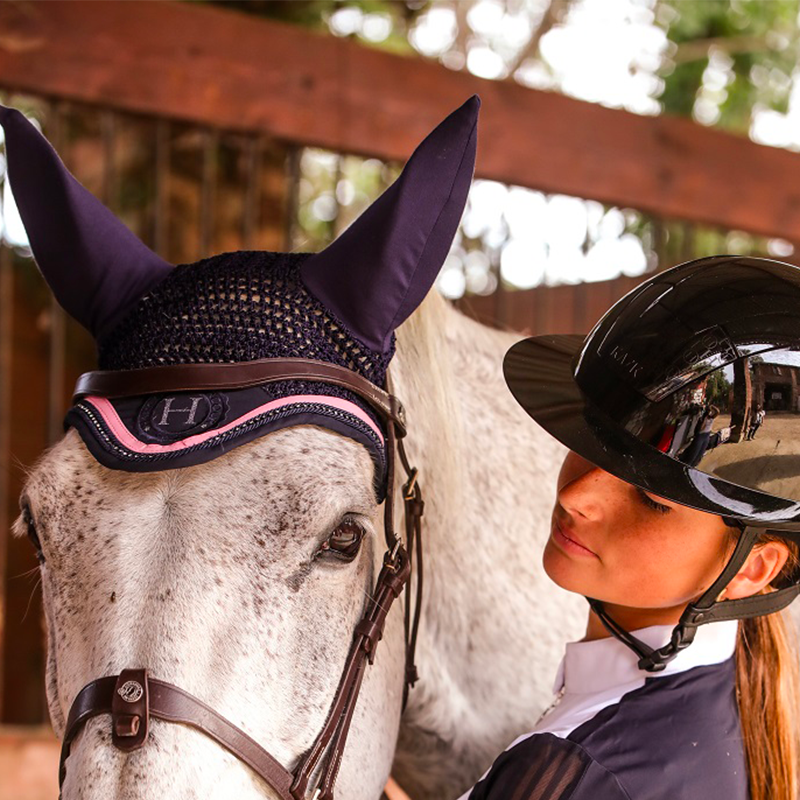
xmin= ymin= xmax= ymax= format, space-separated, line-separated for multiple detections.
xmin=544 ymin=451 xmax=733 ymax=627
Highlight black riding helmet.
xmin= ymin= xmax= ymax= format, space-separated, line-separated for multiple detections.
xmin=503 ymin=255 xmax=800 ymax=671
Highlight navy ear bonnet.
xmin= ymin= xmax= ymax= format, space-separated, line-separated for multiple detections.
xmin=66 ymin=251 xmax=393 ymax=493
xmin=1 ymin=96 xmax=479 ymax=497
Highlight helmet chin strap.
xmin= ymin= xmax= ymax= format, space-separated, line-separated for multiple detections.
xmin=587 ymin=527 xmax=800 ymax=673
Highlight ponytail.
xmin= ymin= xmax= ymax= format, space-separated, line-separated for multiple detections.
xmin=734 ymin=536 xmax=800 ymax=800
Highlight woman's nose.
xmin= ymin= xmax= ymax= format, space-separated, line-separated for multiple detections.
xmin=557 ymin=452 xmax=620 ymax=520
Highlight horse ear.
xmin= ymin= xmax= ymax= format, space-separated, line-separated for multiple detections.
xmin=301 ymin=95 xmax=479 ymax=354
xmin=0 ymin=105 xmax=172 ymax=340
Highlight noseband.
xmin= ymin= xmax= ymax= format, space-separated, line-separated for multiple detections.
xmin=59 ymin=358 xmax=425 ymax=800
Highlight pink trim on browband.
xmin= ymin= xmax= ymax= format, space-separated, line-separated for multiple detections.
xmin=83 ymin=394 xmax=385 ymax=454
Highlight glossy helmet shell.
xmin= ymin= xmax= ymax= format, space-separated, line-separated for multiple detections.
xmin=503 ymin=255 xmax=800 ymax=532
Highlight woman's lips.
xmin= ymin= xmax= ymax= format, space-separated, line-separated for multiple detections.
xmin=552 ymin=519 xmax=599 ymax=558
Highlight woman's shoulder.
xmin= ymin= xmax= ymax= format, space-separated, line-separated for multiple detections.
xmin=465 ymin=732 xmax=632 ymax=800
xmin=464 ymin=659 xmax=748 ymax=800
xmin=568 ymin=658 xmax=747 ymax=800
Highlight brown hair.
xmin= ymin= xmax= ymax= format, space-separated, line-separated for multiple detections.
xmin=730 ymin=532 xmax=800 ymax=800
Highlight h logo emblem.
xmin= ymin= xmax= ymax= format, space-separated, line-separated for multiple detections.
xmin=138 ymin=392 xmax=227 ymax=443
xmin=159 ymin=396 xmax=203 ymax=427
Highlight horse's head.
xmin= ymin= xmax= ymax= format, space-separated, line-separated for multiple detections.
xmin=4 ymin=96 xmax=478 ymax=799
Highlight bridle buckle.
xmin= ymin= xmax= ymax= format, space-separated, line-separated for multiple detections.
xmin=385 ymin=538 xmax=402 ymax=570
xmin=403 ymin=467 xmax=418 ymax=500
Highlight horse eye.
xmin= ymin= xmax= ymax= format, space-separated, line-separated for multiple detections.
xmin=317 ymin=518 xmax=366 ymax=563
xmin=22 ymin=505 xmax=44 ymax=564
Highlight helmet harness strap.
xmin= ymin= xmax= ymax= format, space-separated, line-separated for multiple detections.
xmin=588 ymin=527 xmax=800 ymax=673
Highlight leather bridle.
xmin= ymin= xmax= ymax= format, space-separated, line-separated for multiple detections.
xmin=59 ymin=358 xmax=425 ymax=800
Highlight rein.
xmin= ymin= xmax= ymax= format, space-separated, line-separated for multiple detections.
xmin=59 ymin=358 xmax=424 ymax=800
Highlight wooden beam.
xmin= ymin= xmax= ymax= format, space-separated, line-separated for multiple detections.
xmin=1 ymin=1 xmax=800 ymax=241
xmin=0 ymin=245 xmax=11 ymax=720
xmin=0 ymin=259 xmax=48 ymax=724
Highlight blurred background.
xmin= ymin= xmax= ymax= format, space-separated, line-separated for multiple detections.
xmin=2 ymin=0 xmax=800 ymax=797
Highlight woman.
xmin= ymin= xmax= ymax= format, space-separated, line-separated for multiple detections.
xmin=747 ymin=406 xmax=766 ymax=440
xmin=454 ymin=255 xmax=800 ymax=800
xmin=679 ymin=403 xmax=719 ymax=466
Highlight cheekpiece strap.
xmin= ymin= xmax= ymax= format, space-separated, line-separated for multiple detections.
xmin=636 ymin=528 xmax=760 ymax=672
xmin=590 ymin=527 xmax=800 ymax=673
xmin=686 ymin=527 xmax=760 ymax=615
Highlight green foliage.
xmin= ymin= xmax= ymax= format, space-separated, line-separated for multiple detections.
xmin=659 ymin=57 xmax=705 ymax=118
xmin=659 ymin=0 xmax=799 ymax=133
xmin=202 ymin=1 xmax=336 ymax=29
xmin=200 ymin=0 xmax=424 ymax=54
xmin=705 ymin=364 xmax=732 ymax=409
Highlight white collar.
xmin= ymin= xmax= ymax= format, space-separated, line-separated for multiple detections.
xmin=554 ymin=620 xmax=739 ymax=695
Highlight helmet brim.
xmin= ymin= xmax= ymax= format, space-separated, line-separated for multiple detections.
xmin=503 ymin=334 xmax=800 ymax=530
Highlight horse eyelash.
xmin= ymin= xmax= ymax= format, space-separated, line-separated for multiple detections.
xmin=21 ymin=503 xmax=45 ymax=562
xmin=636 ymin=487 xmax=671 ymax=515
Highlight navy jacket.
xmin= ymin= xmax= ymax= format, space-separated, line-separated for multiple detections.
xmin=467 ymin=658 xmax=748 ymax=800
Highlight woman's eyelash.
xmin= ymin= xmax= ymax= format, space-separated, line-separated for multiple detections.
xmin=636 ymin=488 xmax=671 ymax=514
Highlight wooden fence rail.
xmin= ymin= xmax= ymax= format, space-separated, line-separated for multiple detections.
xmin=2 ymin=1 xmax=800 ymax=242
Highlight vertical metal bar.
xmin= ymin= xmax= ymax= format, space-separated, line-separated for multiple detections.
xmin=154 ymin=119 xmax=170 ymax=258
xmin=0 ymin=239 xmax=12 ymax=721
xmin=199 ymin=128 xmax=218 ymax=259
xmin=242 ymin=136 xmax=261 ymax=250
xmin=47 ymin=103 xmax=66 ymax=445
xmin=284 ymin=147 xmax=302 ymax=251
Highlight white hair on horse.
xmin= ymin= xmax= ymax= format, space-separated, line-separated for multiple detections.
xmin=390 ymin=293 xmax=586 ymax=797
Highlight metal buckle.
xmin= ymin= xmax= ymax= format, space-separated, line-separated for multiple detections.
xmin=403 ymin=468 xmax=418 ymax=500
xmin=385 ymin=538 xmax=402 ymax=570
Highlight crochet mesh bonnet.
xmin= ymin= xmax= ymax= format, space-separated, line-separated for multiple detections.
xmin=0 ymin=97 xmax=479 ymax=492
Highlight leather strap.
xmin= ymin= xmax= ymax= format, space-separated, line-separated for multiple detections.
xmin=399 ymin=437 xmax=424 ymax=707
xmin=148 ymin=678 xmax=295 ymax=797
xmin=686 ymin=582 xmax=800 ymax=622
xmin=291 ymin=546 xmax=411 ymax=799
xmin=73 ymin=358 xmax=407 ymax=437
xmin=112 ymin=669 xmax=149 ymax=750
xmin=59 ymin=676 xmax=118 ymax=787
xmin=59 ymin=548 xmax=411 ymax=800
xmin=60 ymin=674 xmax=295 ymax=799
xmin=590 ymin=527 xmax=800 ymax=673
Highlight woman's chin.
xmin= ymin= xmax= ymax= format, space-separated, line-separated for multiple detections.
xmin=543 ymin=539 xmax=596 ymax=595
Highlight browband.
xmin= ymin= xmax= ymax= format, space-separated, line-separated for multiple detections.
xmin=73 ymin=357 xmax=407 ymax=438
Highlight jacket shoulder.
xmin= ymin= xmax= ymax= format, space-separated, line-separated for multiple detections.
xmin=466 ymin=732 xmax=631 ymax=800
xmin=568 ymin=659 xmax=748 ymax=800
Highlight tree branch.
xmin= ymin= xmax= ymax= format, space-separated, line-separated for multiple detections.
xmin=506 ymin=0 xmax=571 ymax=76
xmin=671 ymin=34 xmax=782 ymax=65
